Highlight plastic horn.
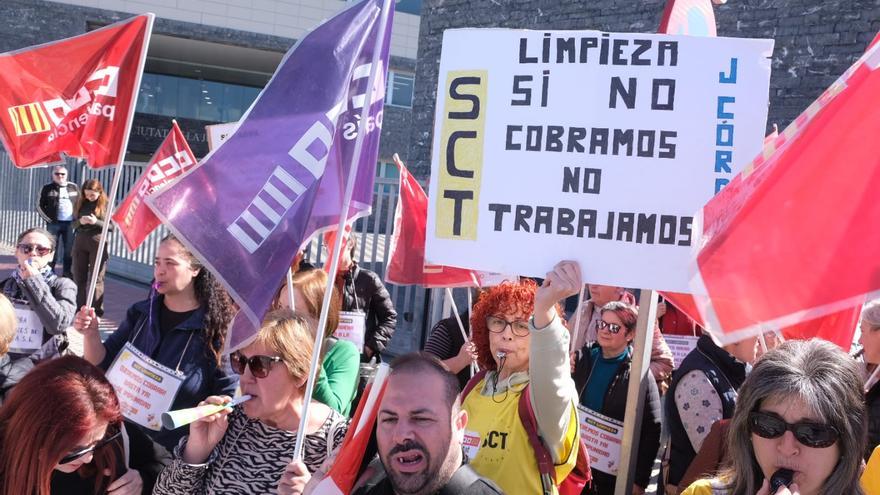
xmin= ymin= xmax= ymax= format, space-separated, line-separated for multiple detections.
xmin=160 ymin=395 xmax=252 ymax=430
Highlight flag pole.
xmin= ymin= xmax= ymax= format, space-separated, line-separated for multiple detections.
xmin=569 ymin=284 xmax=587 ymax=353
xmin=85 ymin=14 xmax=155 ymax=310
xmin=614 ymin=288 xmax=657 ymax=494
xmin=467 ymin=288 xmax=477 ymax=375
xmin=286 ymin=268 xmax=296 ymax=309
xmin=292 ymin=0 xmax=392 ymax=462
xmin=445 ymin=287 xmax=477 ymax=374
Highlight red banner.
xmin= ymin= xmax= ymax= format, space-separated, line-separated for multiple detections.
xmin=0 ymin=14 xmax=152 ymax=168
xmin=690 ymin=44 xmax=880 ymax=346
xmin=385 ymin=155 xmax=478 ymax=288
xmin=658 ymin=0 xmax=717 ymax=36
xmin=112 ymin=121 xmax=196 ymax=251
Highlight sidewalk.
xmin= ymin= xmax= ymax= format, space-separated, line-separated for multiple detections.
xmin=1 ymin=244 xmax=148 ymax=353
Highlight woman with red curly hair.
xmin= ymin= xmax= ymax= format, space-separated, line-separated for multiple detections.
xmin=461 ymin=261 xmax=582 ymax=495
xmin=0 ymin=355 xmax=141 ymax=494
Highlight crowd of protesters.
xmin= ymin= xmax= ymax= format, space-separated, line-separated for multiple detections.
xmin=2 ymin=209 xmax=880 ymax=495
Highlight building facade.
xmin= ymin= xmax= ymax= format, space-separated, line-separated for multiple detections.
xmin=0 ymin=0 xmax=420 ymax=175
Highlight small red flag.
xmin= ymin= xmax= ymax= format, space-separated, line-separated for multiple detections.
xmin=385 ymin=155 xmax=479 ymax=288
xmin=112 ymin=121 xmax=197 ymax=251
xmin=658 ymin=0 xmax=717 ymax=36
xmin=0 ymin=14 xmax=153 ymax=169
xmin=689 ymin=43 xmax=880 ymax=346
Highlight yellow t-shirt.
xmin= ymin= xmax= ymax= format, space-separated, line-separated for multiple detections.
xmin=862 ymin=446 xmax=880 ymax=494
xmin=681 ymin=478 xmax=728 ymax=495
xmin=461 ymin=377 xmax=579 ymax=495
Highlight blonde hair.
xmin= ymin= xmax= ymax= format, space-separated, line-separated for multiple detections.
xmin=252 ymin=309 xmax=314 ymax=383
xmin=291 ymin=269 xmax=341 ymax=340
xmin=0 ymin=294 xmax=14 ymax=356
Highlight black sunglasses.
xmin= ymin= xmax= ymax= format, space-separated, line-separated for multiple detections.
xmin=597 ymin=320 xmax=624 ymax=334
xmin=54 ymin=172 xmax=67 ymax=176
xmin=59 ymin=424 xmax=122 ymax=465
xmin=230 ymin=351 xmax=282 ymax=379
xmin=748 ymin=411 xmax=839 ymax=448
xmin=17 ymin=243 xmax=52 ymax=256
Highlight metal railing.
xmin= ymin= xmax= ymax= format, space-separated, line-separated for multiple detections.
xmin=0 ymin=151 xmax=433 ymax=356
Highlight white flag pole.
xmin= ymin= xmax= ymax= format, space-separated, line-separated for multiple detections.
xmin=286 ymin=268 xmax=296 ymax=310
xmin=85 ymin=14 xmax=155 ymax=310
xmin=292 ymin=0 xmax=392 ymax=462
xmin=446 ymin=287 xmax=477 ymax=374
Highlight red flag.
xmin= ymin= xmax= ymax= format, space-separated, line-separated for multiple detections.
xmin=112 ymin=121 xmax=196 ymax=251
xmin=385 ymin=155 xmax=478 ymax=287
xmin=689 ymin=43 xmax=880 ymax=346
xmin=0 ymin=14 xmax=152 ymax=168
xmin=870 ymin=31 xmax=880 ymax=50
xmin=658 ymin=0 xmax=717 ymax=36
xmin=311 ymin=364 xmax=389 ymax=494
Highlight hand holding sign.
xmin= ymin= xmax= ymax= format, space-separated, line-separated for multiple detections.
xmin=535 ymin=260 xmax=582 ymax=327
xmin=182 ymin=395 xmax=234 ymax=464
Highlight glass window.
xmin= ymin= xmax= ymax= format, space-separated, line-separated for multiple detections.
xmin=387 ymin=71 xmax=414 ymax=108
xmin=136 ymin=72 xmax=263 ymax=123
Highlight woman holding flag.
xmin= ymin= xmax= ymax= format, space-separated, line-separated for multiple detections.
xmin=73 ymin=234 xmax=237 ymax=469
xmin=152 ymin=309 xmax=348 ymax=494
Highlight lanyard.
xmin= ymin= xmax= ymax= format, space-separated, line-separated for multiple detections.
xmin=130 ymin=312 xmax=194 ymax=375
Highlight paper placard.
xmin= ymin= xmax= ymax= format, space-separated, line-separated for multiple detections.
xmin=425 ymin=29 xmax=774 ymax=292
xmin=11 ymin=304 xmax=42 ymax=352
xmin=577 ymin=405 xmax=624 ymax=475
xmin=106 ymin=342 xmax=183 ymax=431
xmin=205 ymin=122 xmax=238 ymax=151
xmin=666 ymin=334 xmax=700 ymax=367
xmin=334 ymin=311 xmax=366 ymax=352
xmin=462 ymin=429 xmax=482 ymax=461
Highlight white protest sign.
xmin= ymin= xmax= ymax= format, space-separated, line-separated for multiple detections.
xmin=205 ymin=122 xmax=239 ymax=151
xmin=335 ymin=311 xmax=366 ymax=352
xmin=666 ymin=334 xmax=700 ymax=367
xmin=11 ymin=304 xmax=42 ymax=352
xmin=426 ymin=29 xmax=773 ymax=292
xmin=106 ymin=343 xmax=183 ymax=431
xmin=577 ymin=405 xmax=624 ymax=475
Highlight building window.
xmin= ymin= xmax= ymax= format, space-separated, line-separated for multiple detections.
xmin=376 ymin=161 xmax=400 ymax=180
xmin=386 ymin=71 xmax=414 ymax=108
xmin=137 ymin=73 xmax=262 ymax=123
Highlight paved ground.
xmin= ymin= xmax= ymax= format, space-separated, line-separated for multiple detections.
xmin=1 ymin=243 xmax=149 ymax=353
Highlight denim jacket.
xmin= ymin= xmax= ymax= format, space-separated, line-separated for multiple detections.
xmin=99 ymin=296 xmax=238 ymax=450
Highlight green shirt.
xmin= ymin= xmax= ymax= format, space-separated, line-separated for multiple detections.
xmin=314 ymin=338 xmax=360 ymax=417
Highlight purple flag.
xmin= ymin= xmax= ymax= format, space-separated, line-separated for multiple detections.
xmin=147 ymin=0 xmax=393 ymax=350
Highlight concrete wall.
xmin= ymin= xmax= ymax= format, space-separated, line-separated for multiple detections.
xmin=408 ymin=0 xmax=880 ymax=178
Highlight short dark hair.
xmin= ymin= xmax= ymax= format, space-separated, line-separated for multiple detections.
xmin=17 ymin=227 xmax=56 ymax=251
xmin=389 ymin=353 xmax=461 ymax=411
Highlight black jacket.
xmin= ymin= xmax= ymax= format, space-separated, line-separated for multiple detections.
xmin=0 ymin=354 xmax=34 ymax=406
xmin=573 ymin=343 xmax=662 ymax=490
xmin=38 ymin=182 xmax=79 ymax=223
xmin=354 ymin=463 xmax=503 ymax=495
xmin=866 ymin=379 xmax=880 ymax=460
xmin=338 ymin=263 xmax=397 ymax=357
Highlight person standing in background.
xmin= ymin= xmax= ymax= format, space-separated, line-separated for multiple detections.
xmin=38 ymin=165 xmax=78 ymax=278
xmin=72 ymin=179 xmax=110 ymax=317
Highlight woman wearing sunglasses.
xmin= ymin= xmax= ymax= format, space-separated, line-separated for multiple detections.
xmin=153 ymin=309 xmax=348 ymax=494
xmin=462 ymin=261 xmax=582 ymax=495
xmin=1 ymin=227 xmax=76 ymax=362
xmin=0 ymin=355 xmax=142 ymax=495
xmin=71 ymin=179 xmax=110 ymax=317
xmin=682 ymin=339 xmax=866 ymax=495
xmin=571 ymin=301 xmax=661 ymax=495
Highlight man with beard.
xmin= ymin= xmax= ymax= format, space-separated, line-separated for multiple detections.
xmin=280 ymin=354 xmax=502 ymax=495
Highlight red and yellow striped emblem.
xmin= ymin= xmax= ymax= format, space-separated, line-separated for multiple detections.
xmin=7 ymin=102 xmax=51 ymax=136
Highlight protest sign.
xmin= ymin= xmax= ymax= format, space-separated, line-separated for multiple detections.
xmin=11 ymin=303 xmax=42 ymax=353
xmin=205 ymin=121 xmax=238 ymax=151
xmin=577 ymin=405 xmax=624 ymax=475
xmin=106 ymin=343 xmax=183 ymax=431
xmin=665 ymin=334 xmax=700 ymax=367
xmin=425 ymin=29 xmax=773 ymax=292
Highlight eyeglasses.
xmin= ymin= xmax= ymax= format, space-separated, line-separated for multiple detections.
xmin=597 ymin=320 xmax=624 ymax=334
xmin=230 ymin=351 xmax=282 ymax=379
xmin=748 ymin=411 xmax=839 ymax=448
xmin=17 ymin=243 xmax=52 ymax=256
xmin=486 ymin=315 xmax=530 ymax=337
xmin=54 ymin=172 xmax=66 ymax=176
xmin=59 ymin=424 xmax=122 ymax=465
